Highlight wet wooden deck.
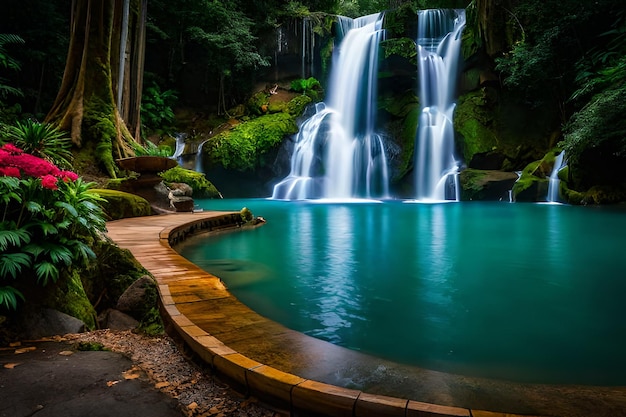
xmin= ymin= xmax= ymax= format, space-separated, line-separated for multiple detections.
xmin=105 ymin=212 xmax=623 ymax=417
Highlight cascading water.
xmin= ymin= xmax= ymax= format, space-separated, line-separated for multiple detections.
xmin=195 ymin=140 xmax=209 ymax=172
xmin=547 ymin=151 xmax=566 ymax=203
xmin=171 ymin=133 xmax=186 ymax=160
xmin=414 ymin=9 xmax=466 ymax=201
xmin=272 ymin=13 xmax=389 ymax=200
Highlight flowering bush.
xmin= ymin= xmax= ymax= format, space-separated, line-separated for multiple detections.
xmin=0 ymin=143 xmax=106 ymax=310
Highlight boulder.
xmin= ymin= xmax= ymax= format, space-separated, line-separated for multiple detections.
xmin=98 ymin=309 xmax=140 ymax=331
xmin=459 ymin=169 xmax=520 ymax=201
xmin=19 ymin=308 xmax=85 ymax=339
xmin=116 ymin=275 xmax=155 ymax=320
xmin=169 ymin=182 xmax=193 ymax=197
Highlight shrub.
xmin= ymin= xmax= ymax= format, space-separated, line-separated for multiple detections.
xmin=0 ymin=143 xmax=106 ymax=310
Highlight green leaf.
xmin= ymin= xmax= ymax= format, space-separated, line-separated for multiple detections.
xmin=54 ymin=201 xmax=79 ymax=217
xmin=25 ymin=200 xmax=43 ymax=214
xmin=0 ymin=228 xmax=31 ymax=251
xmin=0 ymin=286 xmax=24 ymax=310
xmin=33 ymin=261 xmax=59 ymax=285
xmin=0 ymin=252 xmax=31 ymax=279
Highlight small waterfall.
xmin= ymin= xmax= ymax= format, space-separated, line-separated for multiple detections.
xmin=195 ymin=139 xmax=209 ymax=173
xmin=414 ymin=9 xmax=466 ymax=201
xmin=272 ymin=13 xmax=389 ymax=200
xmin=547 ymin=151 xmax=566 ymax=203
xmin=171 ymin=133 xmax=186 ymax=159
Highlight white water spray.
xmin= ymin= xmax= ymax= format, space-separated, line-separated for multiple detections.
xmin=272 ymin=13 xmax=389 ymax=200
xmin=415 ymin=9 xmax=466 ymax=201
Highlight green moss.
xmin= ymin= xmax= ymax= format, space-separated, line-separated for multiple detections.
xmin=207 ymin=112 xmax=298 ymax=171
xmin=159 ymin=166 xmax=221 ymax=198
xmin=512 ymin=150 xmax=562 ymax=201
xmin=47 ymin=269 xmax=97 ymax=330
xmin=247 ymin=91 xmax=270 ymax=115
xmin=81 ymin=239 xmax=148 ymax=312
xmin=459 ymin=169 xmax=488 ymax=197
xmin=136 ymin=281 xmax=164 ymax=336
xmin=84 ymin=97 xmax=119 ymax=178
xmin=454 ymin=90 xmax=499 ymax=163
xmin=89 ymin=189 xmax=152 ymax=220
xmin=286 ymin=94 xmax=313 ymax=116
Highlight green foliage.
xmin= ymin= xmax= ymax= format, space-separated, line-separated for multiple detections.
xmin=381 ymin=38 xmax=417 ymax=64
xmin=207 ymin=112 xmax=298 ymax=171
xmin=0 ymin=285 xmax=24 ymax=310
xmin=3 ymin=120 xmax=73 ymax=169
xmin=141 ymin=84 xmax=177 ymax=133
xmin=159 ymin=166 xmax=221 ymax=198
xmin=570 ymin=10 xmax=626 ymax=103
xmin=290 ymin=77 xmax=323 ymax=100
xmin=132 ymin=139 xmax=173 ymax=157
xmin=0 ymin=150 xmax=107 ymax=311
xmin=0 ymin=34 xmax=24 ymax=101
xmin=560 ymin=86 xmax=626 ymax=189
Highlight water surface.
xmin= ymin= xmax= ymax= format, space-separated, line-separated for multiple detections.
xmin=179 ymin=199 xmax=626 ymax=385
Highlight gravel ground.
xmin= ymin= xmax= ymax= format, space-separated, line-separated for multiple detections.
xmin=64 ymin=330 xmax=288 ymax=417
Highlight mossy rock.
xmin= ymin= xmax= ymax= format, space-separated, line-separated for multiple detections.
xmin=454 ymin=90 xmax=499 ymax=164
xmin=40 ymin=269 xmax=97 ymax=330
xmin=580 ymin=185 xmax=626 ymax=205
xmin=459 ymin=169 xmax=519 ymax=201
xmin=247 ymin=91 xmax=270 ymax=115
xmin=89 ymin=189 xmax=152 ymax=220
xmin=81 ymin=239 xmax=149 ymax=313
xmin=159 ymin=166 xmax=221 ymax=198
xmin=206 ymin=112 xmax=299 ymax=171
xmin=285 ymin=94 xmax=313 ymax=116
xmin=512 ymin=150 xmax=561 ymax=201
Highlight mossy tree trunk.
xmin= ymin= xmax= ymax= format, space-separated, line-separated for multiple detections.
xmin=45 ymin=0 xmax=147 ymax=177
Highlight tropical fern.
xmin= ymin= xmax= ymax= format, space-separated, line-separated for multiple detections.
xmin=5 ymin=120 xmax=73 ymax=169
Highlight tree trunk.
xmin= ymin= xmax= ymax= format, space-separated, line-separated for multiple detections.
xmin=45 ymin=0 xmax=146 ymax=178
xmin=475 ymin=0 xmax=519 ymax=57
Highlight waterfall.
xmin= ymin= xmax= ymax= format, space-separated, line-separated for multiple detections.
xmin=547 ymin=151 xmax=566 ymax=203
xmin=272 ymin=13 xmax=389 ymax=200
xmin=195 ymin=139 xmax=209 ymax=172
xmin=171 ymin=133 xmax=186 ymax=159
xmin=414 ymin=9 xmax=466 ymax=201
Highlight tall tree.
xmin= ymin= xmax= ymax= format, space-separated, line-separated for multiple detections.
xmin=45 ymin=0 xmax=147 ymax=177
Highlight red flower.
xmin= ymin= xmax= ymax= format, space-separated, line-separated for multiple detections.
xmin=0 ymin=166 xmax=21 ymax=178
xmin=41 ymin=174 xmax=59 ymax=190
xmin=12 ymin=153 xmax=61 ymax=178
xmin=59 ymin=170 xmax=79 ymax=182
xmin=1 ymin=143 xmax=23 ymax=154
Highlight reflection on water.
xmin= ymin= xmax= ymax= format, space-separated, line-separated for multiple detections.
xmin=180 ymin=199 xmax=626 ymax=385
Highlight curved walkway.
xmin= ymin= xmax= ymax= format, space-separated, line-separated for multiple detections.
xmin=106 ymin=212 xmax=626 ymax=417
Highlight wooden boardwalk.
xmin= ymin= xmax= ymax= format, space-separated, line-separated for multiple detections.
xmin=105 ymin=212 xmax=611 ymax=417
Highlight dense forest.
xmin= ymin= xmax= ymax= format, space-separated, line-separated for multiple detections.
xmin=2 ymin=0 xmax=624 ymax=203
xmin=0 ymin=0 xmax=625 ymax=340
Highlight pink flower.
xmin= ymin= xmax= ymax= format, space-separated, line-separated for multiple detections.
xmin=41 ymin=174 xmax=59 ymax=190
xmin=0 ymin=166 xmax=21 ymax=178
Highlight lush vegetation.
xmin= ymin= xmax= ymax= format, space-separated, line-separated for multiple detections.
xmin=0 ymin=142 xmax=105 ymax=310
xmin=0 ymin=0 xmax=625 ymax=327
